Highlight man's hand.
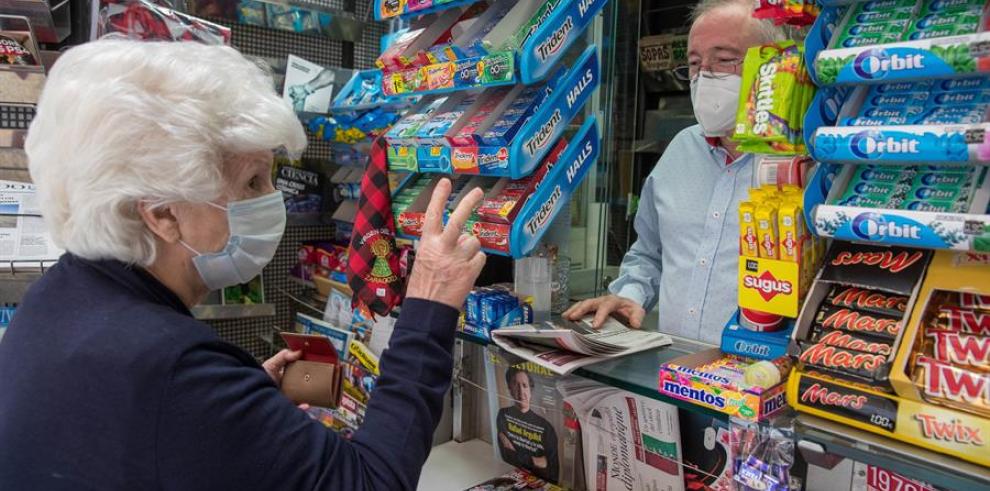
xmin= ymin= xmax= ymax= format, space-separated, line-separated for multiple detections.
xmin=262 ymin=349 xmax=302 ymax=387
xmin=563 ymin=294 xmax=646 ymax=329
xmin=405 ymin=178 xmax=486 ymax=309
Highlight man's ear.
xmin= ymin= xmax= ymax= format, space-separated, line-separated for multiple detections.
xmin=137 ymin=202 xmax=181 ymax=244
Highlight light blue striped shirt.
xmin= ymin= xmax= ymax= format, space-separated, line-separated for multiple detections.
xmin=609 ymin=125 xmax=753 ymax=345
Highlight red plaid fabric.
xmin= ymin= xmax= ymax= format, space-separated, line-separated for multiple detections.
xmin=347 ymin=138 xmax=403 ymax=316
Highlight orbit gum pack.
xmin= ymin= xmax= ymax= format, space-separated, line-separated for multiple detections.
xmin=830 ymin=163 xmax=987 ymax=212
xmin=733 ymin=41 xmax=815 ymax=155
xmin=839 ymin=76 xmax=990 ymax=127
xmin=829 ymin=0 xmax=990 ymax=48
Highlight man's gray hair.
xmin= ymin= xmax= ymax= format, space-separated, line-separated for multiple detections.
xmin=690 ymin=0 xmax=787 ymax=44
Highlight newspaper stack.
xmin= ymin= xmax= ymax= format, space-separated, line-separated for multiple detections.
xmin=491 ymin=317 xmax=673 ymax=375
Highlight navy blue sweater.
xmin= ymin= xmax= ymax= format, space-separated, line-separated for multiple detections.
xmin=0 ymin=254 xmax=458 ymax=490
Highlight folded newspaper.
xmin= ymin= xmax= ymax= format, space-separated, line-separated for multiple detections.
xmin=490 ymin=317 xmax=672 ymax=375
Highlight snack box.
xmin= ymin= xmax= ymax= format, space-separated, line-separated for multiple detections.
xmin=475 ymin=138 xmax=566 ymax=223
xmin=478 ymin=82 xmax=555 ymax=147
xmin=478 ymin=0 xmax=549 ymax=54
xmin=658 ymin=348 xmax=790 ymax=421
xmin=449 ymin=1 xmax=515 ymax=60
xmin=376 ymin=9 xmax=464 ymax=72
xmin=485 ymin=0 xmax=562 ymax=53
xmin=890 ymin=251 xmax=990 ymax=408
xmin=789 ymin=242 xmax=932 ymax=391
xmin=446 ymin=86 xmax=514 ymax=147
xmin=787 ymin=368 xmax=990 ymax=467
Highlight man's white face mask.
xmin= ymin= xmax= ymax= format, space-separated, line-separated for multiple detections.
xmin=690 ymin=73 xmax=742 ymax=137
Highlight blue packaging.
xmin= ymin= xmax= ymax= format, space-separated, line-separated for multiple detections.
xmin=478 ymin=84 xmax=553 ymax=146
xmin=866 ymin=93 xmax=930 ymax=107
xmin=860 ymin=106 xmax=926 ymax=118
xmin=842 ymin=116 xmax=911 ymax=126
xmin=929 ymin=90 xmax=990 ymax=106
xmin=875 ymin=80 xmax=933 ymax=93
xmin=934 ymin=77 xmax=990 ymax=92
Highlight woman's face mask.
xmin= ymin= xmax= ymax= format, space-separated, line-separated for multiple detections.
xmin=181 ymin=190 xmax=286 ymax=291
xmin=690 ymin=73 xmax=742 ymax=137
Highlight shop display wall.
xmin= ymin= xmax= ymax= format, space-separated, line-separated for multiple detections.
xmin=205 ymin=1 xmax=386 ymax=358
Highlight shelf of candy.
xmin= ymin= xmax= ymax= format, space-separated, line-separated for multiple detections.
xmin=308 ymin=74 xmax=406 ymax=147
xmin=188 ymin=0 xmax=365 ymax=42
xmin=377 ymin=0 xmax=608 ymax=95
xmin=754 ymin=0 xmax=821 ymax=26
xmin=657 ymin=348 xmax=792 ymax=421
xmin=391 ymin=118 xmax=598 ymax=258
xmin=384 ymin=45 xmax=600 ymax=179
xmin=459 ymin=285 xmax=533 ymax=341
xmin=791 ymin=249 xmax=990 ymax=468
xmin=809 ymin=76 xmax=990 ymax=165
xmin=808 ymin=0 xmax=990 ymax=86
xmin=100 ymin=0 xmax=231 ymax=45
xmin=733 ymin=41 xmax=817 ymax=155
xmin=807 ymin=162 xmax=990 ymax=251
xmin=331 ymin=70 xmax=413 ymax=114
xmin=375 ymin=0 xmax=484 ymax=21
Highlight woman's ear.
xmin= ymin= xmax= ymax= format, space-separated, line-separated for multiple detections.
xmin=137 ymin=202 xmax=181 ymax=244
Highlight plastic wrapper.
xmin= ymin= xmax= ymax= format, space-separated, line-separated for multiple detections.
xmin=925 ymin=329 xmax=990 ymax=371
xmin=812 ymin=328 xmax=893 ymax=355
xmin=826 ymin=285 xmax=909 ymax=318
xmin=730 ymin=420 xmax=801 ymax=491
xmin=913 ymin=355 xmax=990 ymax=417
xmin=799 ymin=341 xmax=890 ymax=382
xmin=814 ymin=303 xmax=903 ymax=341
xmin=733 ymin=41 xmax=813 ymax=155
xmin=97 ymin=0 xmax=231 ymax=45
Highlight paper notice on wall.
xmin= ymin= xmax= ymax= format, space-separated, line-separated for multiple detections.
xmin=283 ymin=55 xmax=336 ymax=114
xmin=0 ymin=180 xmax=61 ymax=266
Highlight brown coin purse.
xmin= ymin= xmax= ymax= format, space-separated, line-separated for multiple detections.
xmin=279 ymin=332 xmax=343 ymax=408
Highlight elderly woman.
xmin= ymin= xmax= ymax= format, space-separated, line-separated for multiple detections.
xmin=0 ymin=40 xmax=486 ymax=490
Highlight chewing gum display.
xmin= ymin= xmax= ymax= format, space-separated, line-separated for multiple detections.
xmin=831 ymin=0 xmax=988 ymax=49
xmin=479 ymin=81 xmax=554 ymax=146
xmin=842 ymin=80 xmax=990 ymax=126
xmin=447 ymin=86 xmax=512 ymax=147
xmin=831 ymin=164 xmax=982 ymax=213
xmin=734 ymin=41 xmax=813 ymax=155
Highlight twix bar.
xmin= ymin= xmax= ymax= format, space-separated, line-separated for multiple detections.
xmin=960 ymin=292 xmax=990 ymax=310
xmin=914 ymin=355 xmax=990 ymax=418
xmin=935 ymin=306 xmax=990 ymax=335
xmin=927 ymin=330 xmax=990 ymax=372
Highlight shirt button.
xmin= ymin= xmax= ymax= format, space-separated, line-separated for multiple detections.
xmin=689 ymin=308 xmax=697 ymax=314
xmin=713 ymin=211 xmax=720 ymax=218
xmin=700 ymin=258 xmax=707 ymax=266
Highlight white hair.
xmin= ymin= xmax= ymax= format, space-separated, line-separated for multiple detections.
xmin=25 ymin=39 xmax=307 ymax=266
xmin=691 ymin=0 xmax=787 ymax=44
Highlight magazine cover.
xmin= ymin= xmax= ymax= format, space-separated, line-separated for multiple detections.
xmin=557 ymin=379 xmax=685 ymax=491
xmin=486 ymin=347 xmax=585 ymax=489
xmin=679 ymin=412 xmax=733 ymax=491
xmin=466 ymin=469 xmax=565 ymax=491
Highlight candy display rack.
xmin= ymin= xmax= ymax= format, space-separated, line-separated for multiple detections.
xmin=386 ymin=45 xmax=601 ymax=179
xmin=375 ymin=0 xmax=484 ymax=21
xmin=392 ymin=117 xmax=599 ymax=258
xmin=378 ymin=0 xmax=608 ymax=95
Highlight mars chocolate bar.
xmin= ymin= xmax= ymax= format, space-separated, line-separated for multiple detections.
xmin=826 ymin=286 xmax=908 ymax=317
xmin=799 ymin=341 xmax=890 ymax=382
xmin=813 ymin=328 xmax=893 ymax=356
xmin=815 ymin=304 xmax=903 ymax=341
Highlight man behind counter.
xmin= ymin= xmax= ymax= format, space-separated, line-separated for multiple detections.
xmin=565 ymin=0 xmax=786 ymax=344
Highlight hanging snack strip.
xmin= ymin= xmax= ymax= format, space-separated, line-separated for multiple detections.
xmin=734 ymin=41 xmax=816 ymax=156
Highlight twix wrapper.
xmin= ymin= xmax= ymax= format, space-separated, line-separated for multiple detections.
xmin=960 ymin=292 xmax=990 ymax=311
xmin=935 ymin=306 xmax=990 ymax=335
xmin=913 ymin=355 xmax=990 ymax=418
xmin=926 ymin=329 xmax=990 ymax=372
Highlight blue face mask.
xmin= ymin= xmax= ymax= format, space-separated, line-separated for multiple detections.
xmin=181 ymin=190 xmax=286 ymax=291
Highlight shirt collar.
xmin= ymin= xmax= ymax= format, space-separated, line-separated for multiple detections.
xmin=704 ymin=136 xmax=739 ymax=166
